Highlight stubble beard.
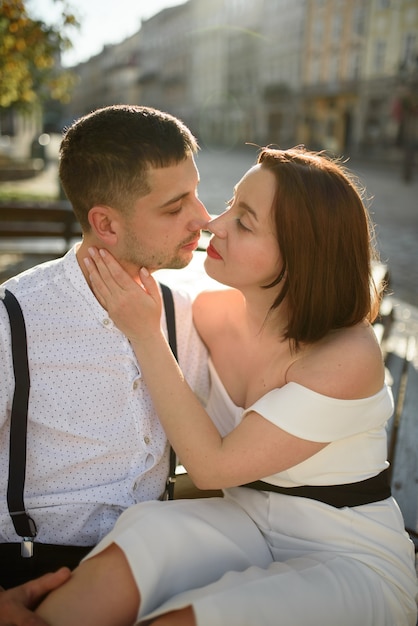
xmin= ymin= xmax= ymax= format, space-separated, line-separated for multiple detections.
xmin=121 ymin=230 xmax=193 ymax=272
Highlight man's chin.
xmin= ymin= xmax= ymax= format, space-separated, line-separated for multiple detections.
xmin=167 ymin=253 xmax=193 ymax=270
xmin=168 ymin=259 xmax=190 ymax=270
xmin=147 ymin=255 xmax=191 ymax=273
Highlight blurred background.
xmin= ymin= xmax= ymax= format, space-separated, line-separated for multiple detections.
xmin=2 ymin=0 xmax=418 ymax=169
xmin=0 ymin=0 xmax=417 ymax=304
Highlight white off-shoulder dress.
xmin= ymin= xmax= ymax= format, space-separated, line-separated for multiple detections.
xmin=86 ymin=359 xmax=418 ymax=626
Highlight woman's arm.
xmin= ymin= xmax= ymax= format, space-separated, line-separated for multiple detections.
xmin=84 ymin=250 xmax=326 ymax=489
xmin=35 ymin=546 xmax=138 ymax=626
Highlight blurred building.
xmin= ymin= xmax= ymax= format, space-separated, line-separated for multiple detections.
xmin=300 ymin=0 xmax=368 ymax=154
xmin=190 ymin=0 xmax=264 ymax=147
xmin=361 ymin=0 xmax=418 ymax=158
xmin=260 ymin=0 xmax=306 ymax=148
xmin=60 ymin=0 xmax=418 ymax=160
xmin=138 ymin=3 xmax=193 ymax=124
xmin=66 ymin=30 xmax=142 ymax=123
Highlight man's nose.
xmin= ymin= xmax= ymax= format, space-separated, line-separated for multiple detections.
xmin=189 ymin=197 xmax=211 ymax=230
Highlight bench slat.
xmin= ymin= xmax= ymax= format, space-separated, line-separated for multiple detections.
xmin=389 ymin=336 xmax=418 ymax=546
xmin=0 ymin=202 xmax=82 ymax=250
xmin=385 ymin=332 xmax=410 ymax=450
xmin=1 ymin=227 xmax=80 ymax=237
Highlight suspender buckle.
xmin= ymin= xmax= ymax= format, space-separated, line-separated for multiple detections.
xmin=21 ymin=537 xmax=34 ymax=558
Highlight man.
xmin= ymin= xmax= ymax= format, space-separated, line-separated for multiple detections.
xmin=0 ymin=105 xmax=211 ymax=592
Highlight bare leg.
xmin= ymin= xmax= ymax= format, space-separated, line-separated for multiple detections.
xmin=36 ymin=543 xmax=140 ymax=626
xmin=151 ymin=606 xmax=196 ymax=626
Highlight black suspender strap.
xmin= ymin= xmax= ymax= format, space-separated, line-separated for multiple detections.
xmin=2 ymin=290 xmax=37 ymax=545
xmin=1 ymin=282 xmax=179 ymax=544
xmin=160 ymin=283 xmax=178 ymax=500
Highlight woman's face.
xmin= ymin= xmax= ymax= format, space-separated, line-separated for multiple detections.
xmin=205 ymin=164 xmax=282 ymax=292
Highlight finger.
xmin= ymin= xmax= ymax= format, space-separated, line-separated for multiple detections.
xmin=139 ymin=268 xmax=162 ymax=305
xmin=24 ymin=568 xmax=71 ymax=608
xmin=0 ymin=569 xmax=71 ymax=625
xmin=87 ymin=248 xmax=118 ymax=291
xmin=87 ymin=249 xmax=144 ymax=313
xmin=83 ymin=258 xmax=111 ymax=309
xmin=96 ymin=249 xmax=136 ymax=292
xmin=83 ymin=248 xmax=114 ymax=295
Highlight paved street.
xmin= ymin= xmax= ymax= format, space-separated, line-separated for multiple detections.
xmin=1 ymin=145 xmax=417 ymax=307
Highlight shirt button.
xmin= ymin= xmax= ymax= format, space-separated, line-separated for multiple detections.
xmin=143 ymin=436 xmax=150 ymax=445
xmin=133 ymin=381 xmax=138 ymax=390
xmin=103 ymin=318 xmax=111 ymax=326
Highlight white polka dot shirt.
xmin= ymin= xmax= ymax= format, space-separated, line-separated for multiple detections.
xmin=0 ymin=247 xmax=209 ymax=545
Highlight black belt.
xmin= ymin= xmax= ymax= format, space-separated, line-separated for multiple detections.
xmin=241 ymin=467 xmax=391 ymax=508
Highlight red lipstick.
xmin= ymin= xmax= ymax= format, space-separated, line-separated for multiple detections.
xmin=207 ymin=243 xmax=223 ymax=260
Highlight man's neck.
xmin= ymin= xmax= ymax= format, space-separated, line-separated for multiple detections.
xmin=75 ymin=239 xmax=144 ymax=291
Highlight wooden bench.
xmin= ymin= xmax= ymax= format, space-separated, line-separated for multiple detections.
xmin=376 ymin=296 xmax=418 ymax=552
xmin=0 ymin=201 xmax=82 ymax=249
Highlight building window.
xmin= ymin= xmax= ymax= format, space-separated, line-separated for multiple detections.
xmin=313 ymin=17 xmax=324 ymax=46
xmin=352 ymin=6 xmax=366 ymax=36
xmin=373 ymin=40 xmax=386 ymax=73
xmin=329 ymin=54 xmax=339 ymax=82
xmin=310 ymin=57 xmax=321 ymax=83
xmin=402 ymin=33 xmax=417 ymax=70
xmin=332 ymin=14 xmax=343 ymax=42
xmin=348 ymin=50 xmax=361 ymax=80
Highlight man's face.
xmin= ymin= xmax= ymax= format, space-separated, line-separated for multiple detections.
xmin=118 ymin=154 xmax=210 ymax=273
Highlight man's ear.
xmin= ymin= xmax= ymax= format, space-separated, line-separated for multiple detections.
xmin=88 ymin=206 xmax=120 ymax=245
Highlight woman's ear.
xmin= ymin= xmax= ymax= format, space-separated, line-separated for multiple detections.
xmin=88 ymin=206 xmax=120 ymax=245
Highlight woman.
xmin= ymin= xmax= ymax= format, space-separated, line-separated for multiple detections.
xmin=36 ymin=147 xmax=417 ymax=625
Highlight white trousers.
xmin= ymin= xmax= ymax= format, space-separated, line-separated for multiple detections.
xmin=86 ymin=497 xmax=417 ymax=626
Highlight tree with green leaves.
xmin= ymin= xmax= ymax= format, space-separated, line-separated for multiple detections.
xmin=0 ymin=0 xmax=79 ymax=109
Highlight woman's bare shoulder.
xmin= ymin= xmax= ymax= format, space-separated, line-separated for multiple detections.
xmin=288 ymin=322 xmax=385 ymax=400
xmin=193 ymin=288 xmax=243 ymax=339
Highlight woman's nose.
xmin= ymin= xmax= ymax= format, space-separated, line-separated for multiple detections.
xmin=197 ymin=198 xmax=211 ymax=222
xmin=206 ymin=214 xmax=227 ymax=238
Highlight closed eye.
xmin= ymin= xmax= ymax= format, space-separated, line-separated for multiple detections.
xmin=167 ymin=206 xmax=182 ymax=215
xmin=225 ymin=198 xmax=252 ymax=231
xmin=235 ymin=218 xmax=251 ymax=232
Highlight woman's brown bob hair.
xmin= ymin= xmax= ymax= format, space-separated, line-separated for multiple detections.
xmin=258 ymin=146 xmax=382 ymax=348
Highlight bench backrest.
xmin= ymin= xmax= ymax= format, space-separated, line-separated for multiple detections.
xmin=384 ymin=318 xmax=418 ymax=549
xmin=0 ymin=202 xmax=82 ymax=247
